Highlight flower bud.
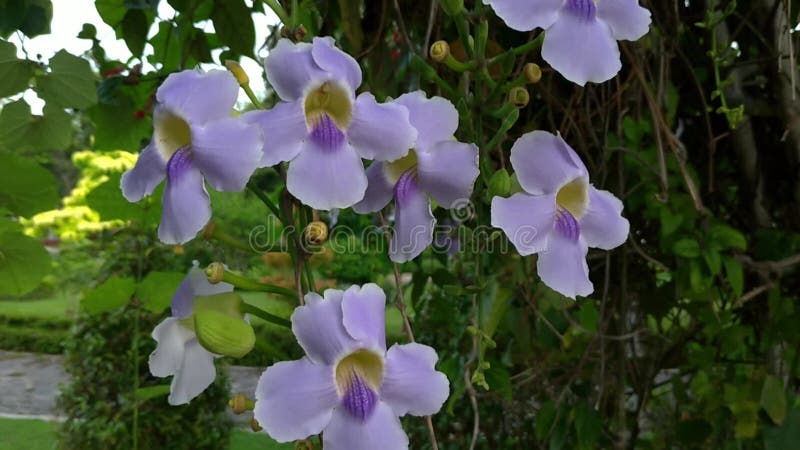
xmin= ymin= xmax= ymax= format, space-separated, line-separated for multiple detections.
xmin=194 ymin=310 xmax=255 ymax=358
xmin=430 ymin=41 xmax=450 ymax=62
xmin=524 ymin=63 xmax=542 ymax=84
xmin=225 ymin=60 xmax=249 ymax=85
xmin=305 ymin=221 xmax=328 ymax=245
xmin=508 ymin=87 xmax=530 ymax=108
xmin=205 ymin=262 xmax=225 ymax=284
xmin=488 ymin=169 xmax=511 ymax=198
xmin=229 ymin=392 xmax=255 ymax=414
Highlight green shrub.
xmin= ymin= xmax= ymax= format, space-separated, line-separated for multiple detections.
xmin=57 ymin=305 xmax=232 ymax=450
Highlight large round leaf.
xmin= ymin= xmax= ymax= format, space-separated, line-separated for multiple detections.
xmin=0 ymin=231 xmax=51 ymax=296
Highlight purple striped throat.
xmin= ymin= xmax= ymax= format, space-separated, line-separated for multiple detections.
xmin=334 ymin=349 xmax=384 ymax=422
xmin=166 ymin=147 xmax=193 ymax=183
xmin=564 ymin=0 xmax=597 ymax=22
xmin=555 ymin=207 xmax=580 ymax=242
xmin=309 ymin=114 xmax=346 ymax=152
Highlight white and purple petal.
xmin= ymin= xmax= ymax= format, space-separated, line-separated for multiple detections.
xmin=393 ymin=91 xmax=459 ymax=152
xmin=168 ymin=338 xmax=216 ymax=405
xmin=121 ymin=142 xmax=166 ymax=202
xmin=491 ymin=192 xmax=556 ymax=256
xmin=149 ymin=317 xmax=193 ymax=378
xmin=509 ymin=130 xmax=587 ymax=195
xmin=416 ymin=141 xmax=479 ymax=208
xmin=389 ymin=171 xmax=435 ymax=263
xmin=484 ymin=0 xmax=563 ymax=32
xmin=538 ymin=223 xmax=593 ymax=298
xmin=265 ymin=39 xmax=328 ymax=101
xmin=311 ymin=37 xmax=362 ymax=92
xmin=190 ymin=118 xmax=263 ymax=192
xmin=580 ymin=187 xmax=630 ymax=250
xmin=255 ymin=357 xmax=339 ymax=442
xmin=292 ymin=289 xmax=359 ymax=365
xmin=353 ymin=162 xmax=395 ymax=214
xmin=156 ymin=70 xmax=239 ymax=124
xmin=596 ymin=0 xmax=652 ymax=41
xmin=380 ymin=343 xmax=449 ymax=417
xmin=341 ymin=283 xmax=387 ymax=351
xmin=542 ymin=1 xmax=621 ymax=85
xmin=347 ymin=93 xmax=417 ymax=162
xmin=242 ymin=100 xmax=308 ymax=167
xmin=158 ymin=149 xmax=211 ymax=244
xmin=286 ymin=116 xmax=368 ymax=210
xmin=323 ymin=402 xmax=409 ymax=450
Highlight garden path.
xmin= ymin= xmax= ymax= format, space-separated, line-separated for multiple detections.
xmin=0 ymin=350 xmax=262 ymax=423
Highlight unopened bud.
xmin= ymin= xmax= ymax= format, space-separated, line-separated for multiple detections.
xmin=488 ymin=169 xmax=511 ymax=198
xmin=305 ymin=221 xmax=328 ymax=245
xmin=430 ymin=41 xmax=450 ymax=62
xmin=438 ymin=0 xmax=464 ymax=16
xmin=225 ymin=60 xmax=249 ymax=85
xmin=508 ymin=87 xmax=530 ymax=108
xmin=172 ymin=245 xmax=185 ymax=255
xmin=523 ymin=63 xmax=542 ymax=84
xmin=250 ymin=416 xmax=262 ymax=432
xmin=205 ymin=262 xmax=225 ymax=284
xmin=229 ymin=392 xmax=254 ymax=414
xmin=194 ymin=309 xmax=255 ymax=358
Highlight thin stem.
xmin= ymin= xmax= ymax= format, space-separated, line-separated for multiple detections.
xmin=262 ymin=0 xmax=291 ymax=25
xmin=242 ymin=84 xmax=263 ymax=109
xmin=220 ymin=269 xmax=298 ymax=299
xmin=247 ymin=182 xmax=283 ymax=223
xmin=377 ymin=212 xmax=439 ymax=450
xmin=487 ymin=33 xmax=544 ymax=66
xmin=240 ymin=302 xmax=292 ymax=329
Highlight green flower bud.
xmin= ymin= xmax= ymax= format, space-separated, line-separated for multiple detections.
xmin=194 ymin=310 xmax=255 ymax=358
xmin=523 ymin=63 xmax=542 ymax=84
xmin=488 ymin=169 xmax=511 ymax=198
xmin=508 ymin=87 xmax=530 ymax=108
xmin=430 ymin=40 xmax=450 ymax=62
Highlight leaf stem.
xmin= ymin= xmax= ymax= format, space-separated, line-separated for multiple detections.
xmin=240 ymin=302 xmax=292 ymax=329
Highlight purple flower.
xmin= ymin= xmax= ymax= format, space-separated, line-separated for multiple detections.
xmin=244 ymin=37 xmax=417 ymax=210
xmin=353 ymin=91 xmax=478 ymax=262
xmin=149 ymin=262 xmax=233 ymax=405
xmin=121 ymin=69 xmax=263 ymax=244
xmin=254 ymin=284 xmax=449 ymax=449
xmin=484 ymin=0 xmax=651 ymax=85
xmin=491 ymin=131 xmax=629 ymax=298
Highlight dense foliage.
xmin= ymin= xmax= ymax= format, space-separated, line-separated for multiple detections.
xmin=1 ymin=0 xmax=800 ymax=449
xmin=57 ymin=306 xmax=232 ymax=450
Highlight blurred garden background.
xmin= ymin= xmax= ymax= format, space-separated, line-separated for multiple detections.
xmin=1 ymin=0 xmax=800 ymax=449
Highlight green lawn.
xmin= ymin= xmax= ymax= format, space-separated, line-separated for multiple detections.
xmin=0 ymin=418 xmax=292 ymax=450
xmin=0 ymin=291 xmax=79 ymax=320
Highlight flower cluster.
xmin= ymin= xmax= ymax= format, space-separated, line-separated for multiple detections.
xmin=126 ymin=1 xmax=651 ymax=441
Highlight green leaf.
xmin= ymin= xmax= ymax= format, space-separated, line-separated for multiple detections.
xmin=0 ymin=0 xmax=52 ymax=38
xmin=211 ymin=0 xmax=255 ymax=56
xmin=710 ymin=224 xmax=747 ymax=250
xmin=0 ymin=39 xmax=34 ymax=97
xmin=761 ymin=375 xmax=787 ymax=425
xmin=574 ymin=403 xmax=602 ymax=450
xmin=36 ymin=50 xmax=97 ymax=109
xmin=89 ymin=93 xmax=151 ymax=152
xmin=479 ymin=280 xmax=512 ymax=339
xmin=703 ymin=249 xmax=722 ymax=276
xmin=120 ymin=9 xmax=148 ymax=56
xmin=0 ymin=231 xmax=51 ymax=296
xmin=673 ymin=238 xmax=700 ymax=258
xmin=95 ymin=0 xmax=126 ymax=26
xmin=149 ymin=22 xmax=180 ymax=71
xmin=578 ymin=302 xmax=599 ymax=333
xmin=535 ymin=401 xmax=557 ymax=441
xmin=0 ymin=153 xmax=59 ymax=217
xmin=724 ymin=256 xmax=744 ymax=298
xmin=137 ymin=271 xmax=185 ymax=313
xmin=81 ymin=276 xmax=136 ymax=314
xmin=27 ymin=104 xmax=73 ymax=150
xmin=85 ymin=172 xmax=162 ymax=226
xmin=135 ymin=384 xmax=171 ymax=401
xmin=765 ymin=405 xmax=800 ymax=450
xmin=0 ymin=100 xmax=32 ymax=151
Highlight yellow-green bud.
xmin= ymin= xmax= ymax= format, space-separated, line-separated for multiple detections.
xmin=523 ymin=63 xmax=542 ymax=84
xmin=305 ymin=221 xmax=328 ymax=245
xmin=194 ymin=310 xmax=255 ymax=358
xmin=430 ymin=41 xmax=450 ymax=62
xmin=229 ymin=392 xmax=255 ymax=414
xmin=488 ymin=169 xmax=511 ymax=198
xmin=508 ymin=87 xmax=530 ymax=108
xmin=225 ymin=60 xmax=249 ymax=85
xmin=205 ymin=262 xmax=225 ymax=284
